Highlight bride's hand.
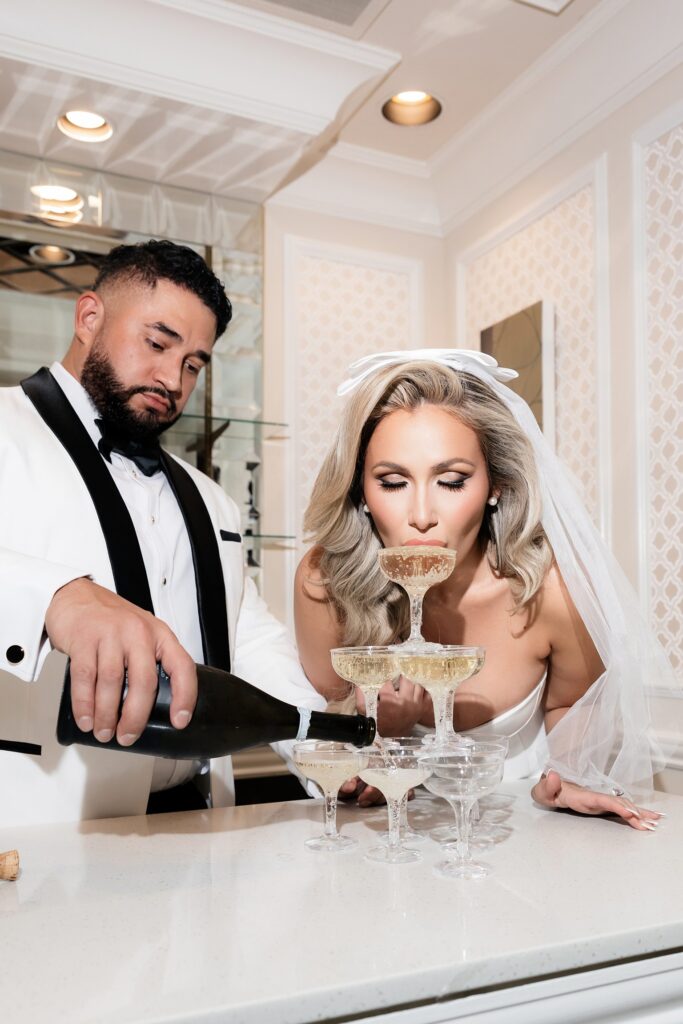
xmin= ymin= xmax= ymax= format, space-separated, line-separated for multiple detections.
xmin=532 ymin=770 xmax=663 ymax=831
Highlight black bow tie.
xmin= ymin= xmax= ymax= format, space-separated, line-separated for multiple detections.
xmin=96 ymin=419 xmax=163 ymax=477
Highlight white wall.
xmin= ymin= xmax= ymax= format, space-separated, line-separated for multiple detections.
xmin=261 ymin=204 xmax=447 ymax=626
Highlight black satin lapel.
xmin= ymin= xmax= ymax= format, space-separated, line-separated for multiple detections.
xmin=160 ymin=452 xmax=231 ymax=672
xmin=20 ymin=368 xmax=155 ymax=614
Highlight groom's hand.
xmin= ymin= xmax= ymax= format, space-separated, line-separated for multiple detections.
xmin=46 ymin=577 xmax=197 ymax=746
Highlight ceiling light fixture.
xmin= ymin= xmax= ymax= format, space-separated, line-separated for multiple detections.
xmin=30 ymin=184 xmax=79 ymax=203
xmin=30 ymin=184 xmax=85 ymax=224
xmin=57 ymin=109 xmax=114 ymax=143
xmin=29 ymin=244 xmax=76 ymax=266
xmin=381 ymin=90 xmax=442 ymax=126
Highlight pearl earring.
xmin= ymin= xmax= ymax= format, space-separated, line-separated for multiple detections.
xmin=362 ymin=502 xmax=370 ymax=513
xmin=487 ymin=496 xmax=498 ymax=507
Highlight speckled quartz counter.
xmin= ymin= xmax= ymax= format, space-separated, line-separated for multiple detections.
xmin=2 ymin=782 xmax=682 ymax=1024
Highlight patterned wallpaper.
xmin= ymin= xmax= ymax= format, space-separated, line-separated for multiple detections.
xmin=292 ymin=248 xmax=420 ymax=546
xmin=643 ymin=125 xmax=683 ymax=675
xmin=464 ymin=186 xmax=599 ymax=520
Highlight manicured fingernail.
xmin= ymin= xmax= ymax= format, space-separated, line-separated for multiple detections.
xmin=654 ymin=811 xmax=667 ymax=818
xmin=77 ymin=716 xmax=93 ymax=732
xmin=174 ymin=710 xmax=191 ymax=728
xmin=119 ymin=733 xmax=139 ymax=746
xmin=642 ymin=821 xmax=658 ymax=831
xmin=95 ymin=728 xmax=114 ymax=743
xmin=628 ymin=808 xmax=642 ymax=818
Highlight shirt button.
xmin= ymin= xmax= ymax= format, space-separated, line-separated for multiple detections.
xmin=161 ymin=577 xmax=167 ymax=586
xmin=151 ymin=515 xmax=156 ymax=524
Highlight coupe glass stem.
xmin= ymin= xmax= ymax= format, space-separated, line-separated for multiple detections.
xmin=323 ymin=789 xmax=339 ymax=839
xmin=450 ymin=798 xmax=474 ymax=866
xmin=362 ymin=688 xmax=379 ymax=734
xmin=432 ymin=690 xmax=450 ymax=747
xmin=387 ymin=796 xmax=402 ymax=852
xmin=399 ymin=793 xmax=408 ymax=835
xmin=407 ymin=589 xmax=426 ymax=645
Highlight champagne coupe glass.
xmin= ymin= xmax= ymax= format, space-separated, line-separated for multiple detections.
xmin=359 ymin=748 xmax=433 ymax=864
xmin=330 ymin=646 xmax=398 ymax=736
xmin=430 ymin=734 xmax=509 ymax=845
xmin=378 ymin=737 xmax=429 ymax=846
xmin=378 ymin=546 xmax=456 ymax=650
xmin=293 ymin=741 xmax=369 ymax=852
xmin=396 ymin=646 xmax=485 ymax=749
xmin=419 ymin=742 xmax=506 ymax=879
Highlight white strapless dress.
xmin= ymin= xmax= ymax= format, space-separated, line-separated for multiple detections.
xmin=463 ymin=674 xmax=548 ymax=780
xmin=415 ymin=673 xmax=548 ymax=780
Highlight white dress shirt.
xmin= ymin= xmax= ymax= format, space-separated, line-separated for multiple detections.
xmin=51 ymin=362 xmax=203 ymax=790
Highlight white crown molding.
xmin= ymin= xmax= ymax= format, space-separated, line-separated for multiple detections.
xmin=514 ymin=0 xmax=575 ymax=13
xmin=269 ymin=144 xmax=442 ymax=236
xmin=147 ymin=0 xmax=399 ymax=69
xmin=332 ymin=142 xmax=431 ymax=179
xmin=0 ymin=0 xmax=399 ymax=136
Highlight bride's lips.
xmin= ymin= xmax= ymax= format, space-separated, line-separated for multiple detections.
xmin=402 ymin=538 xmax=447 ymax=547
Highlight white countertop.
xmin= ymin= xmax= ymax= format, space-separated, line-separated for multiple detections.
xmin=1 ymin=782 xmax=681 ymax=1024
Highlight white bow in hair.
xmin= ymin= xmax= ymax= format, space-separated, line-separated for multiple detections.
xmin=336 ymin=348 xmax=519 ymax=397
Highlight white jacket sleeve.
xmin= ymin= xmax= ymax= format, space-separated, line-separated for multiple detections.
xmin=0 ymin=546 xmax=90 ymax=681
xmin=232 ymin=575 xmax=326 ymax=795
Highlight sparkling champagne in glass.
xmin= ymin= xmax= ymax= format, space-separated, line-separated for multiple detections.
xmin=359 ymin=749 xmax=432 ymax=864
xmin=293 ymin=741 xmax=369 ymax=852
xmin=378 ymin=546 xmax=456 ymax=650
xmin=397 ymin=645 xmax=485 ymax=748
xmin=330 ymin=646 xmax=398 ymax=736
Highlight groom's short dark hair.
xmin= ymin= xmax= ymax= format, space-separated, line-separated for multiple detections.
xmin=94 ymin=239 xmax=232 ymax=340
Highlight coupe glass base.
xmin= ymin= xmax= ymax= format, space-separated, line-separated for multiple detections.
xmin=435 ymin=858 xmax=490 ymax=879
xmin=365 ymin=844 xmax=421 ymax=864
xmin=305 ymin=834 xmax=357 ymax=853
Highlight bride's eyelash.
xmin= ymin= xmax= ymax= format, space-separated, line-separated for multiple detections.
xmin=378 ymin=479 xmax=467 ymax=491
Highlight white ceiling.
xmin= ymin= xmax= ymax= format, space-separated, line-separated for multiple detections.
xmin=0 ymin=0 xmax=603 ymax=210
xmin=341 ymin=0 xmax=601 ymax=158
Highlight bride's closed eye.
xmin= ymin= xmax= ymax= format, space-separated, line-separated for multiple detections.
xmin=377 ymin=477 xmax=467 ymax=491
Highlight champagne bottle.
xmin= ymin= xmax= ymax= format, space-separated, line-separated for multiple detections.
xmin=56 ymin=661 xmax=375 ymax=758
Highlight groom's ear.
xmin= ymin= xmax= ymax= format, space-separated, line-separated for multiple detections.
xmin=74 ymin=291 xmax=105 ymax=352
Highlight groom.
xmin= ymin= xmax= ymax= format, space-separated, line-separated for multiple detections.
xmin=0 ymin=239 xmax=324 ymax=826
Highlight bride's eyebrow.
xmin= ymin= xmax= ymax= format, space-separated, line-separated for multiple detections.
xmin=371 ymin=458 xmax=476 ymax=472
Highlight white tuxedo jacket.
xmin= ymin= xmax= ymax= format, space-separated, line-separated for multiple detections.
xmin=0 ymin=381 xmax=324 ymax=827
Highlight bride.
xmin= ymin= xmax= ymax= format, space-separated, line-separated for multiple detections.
xmin=294 ymin=350 xmax=671 ymax=828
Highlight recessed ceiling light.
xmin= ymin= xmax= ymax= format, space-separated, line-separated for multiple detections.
xmin=57 ymin=110 xmax=114 ymax=143
xmin=29 ymin=244 xmax=76 ymax=266
xmin=381 ymin=91 xmax=442 ymax=126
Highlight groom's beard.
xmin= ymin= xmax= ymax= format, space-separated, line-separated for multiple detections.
xmin=81 ymin=345 xmax=181 ymax=443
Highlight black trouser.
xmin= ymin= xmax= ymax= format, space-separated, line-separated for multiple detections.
xmin=146 ymin=778 xmax=209 ymax=814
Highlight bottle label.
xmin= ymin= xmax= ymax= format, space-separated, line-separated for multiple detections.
xmin=296 ymin=707 xmax=312 ymax=741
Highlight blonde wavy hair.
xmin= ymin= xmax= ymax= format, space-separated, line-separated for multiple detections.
xmin=304 ymin=361 xmax=552 ymax=647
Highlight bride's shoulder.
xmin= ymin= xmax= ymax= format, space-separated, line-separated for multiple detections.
xmin=295 ymin=546 xmax=329 ymax=601
xmin=535 ymin=562 xmax=588 ymax=640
